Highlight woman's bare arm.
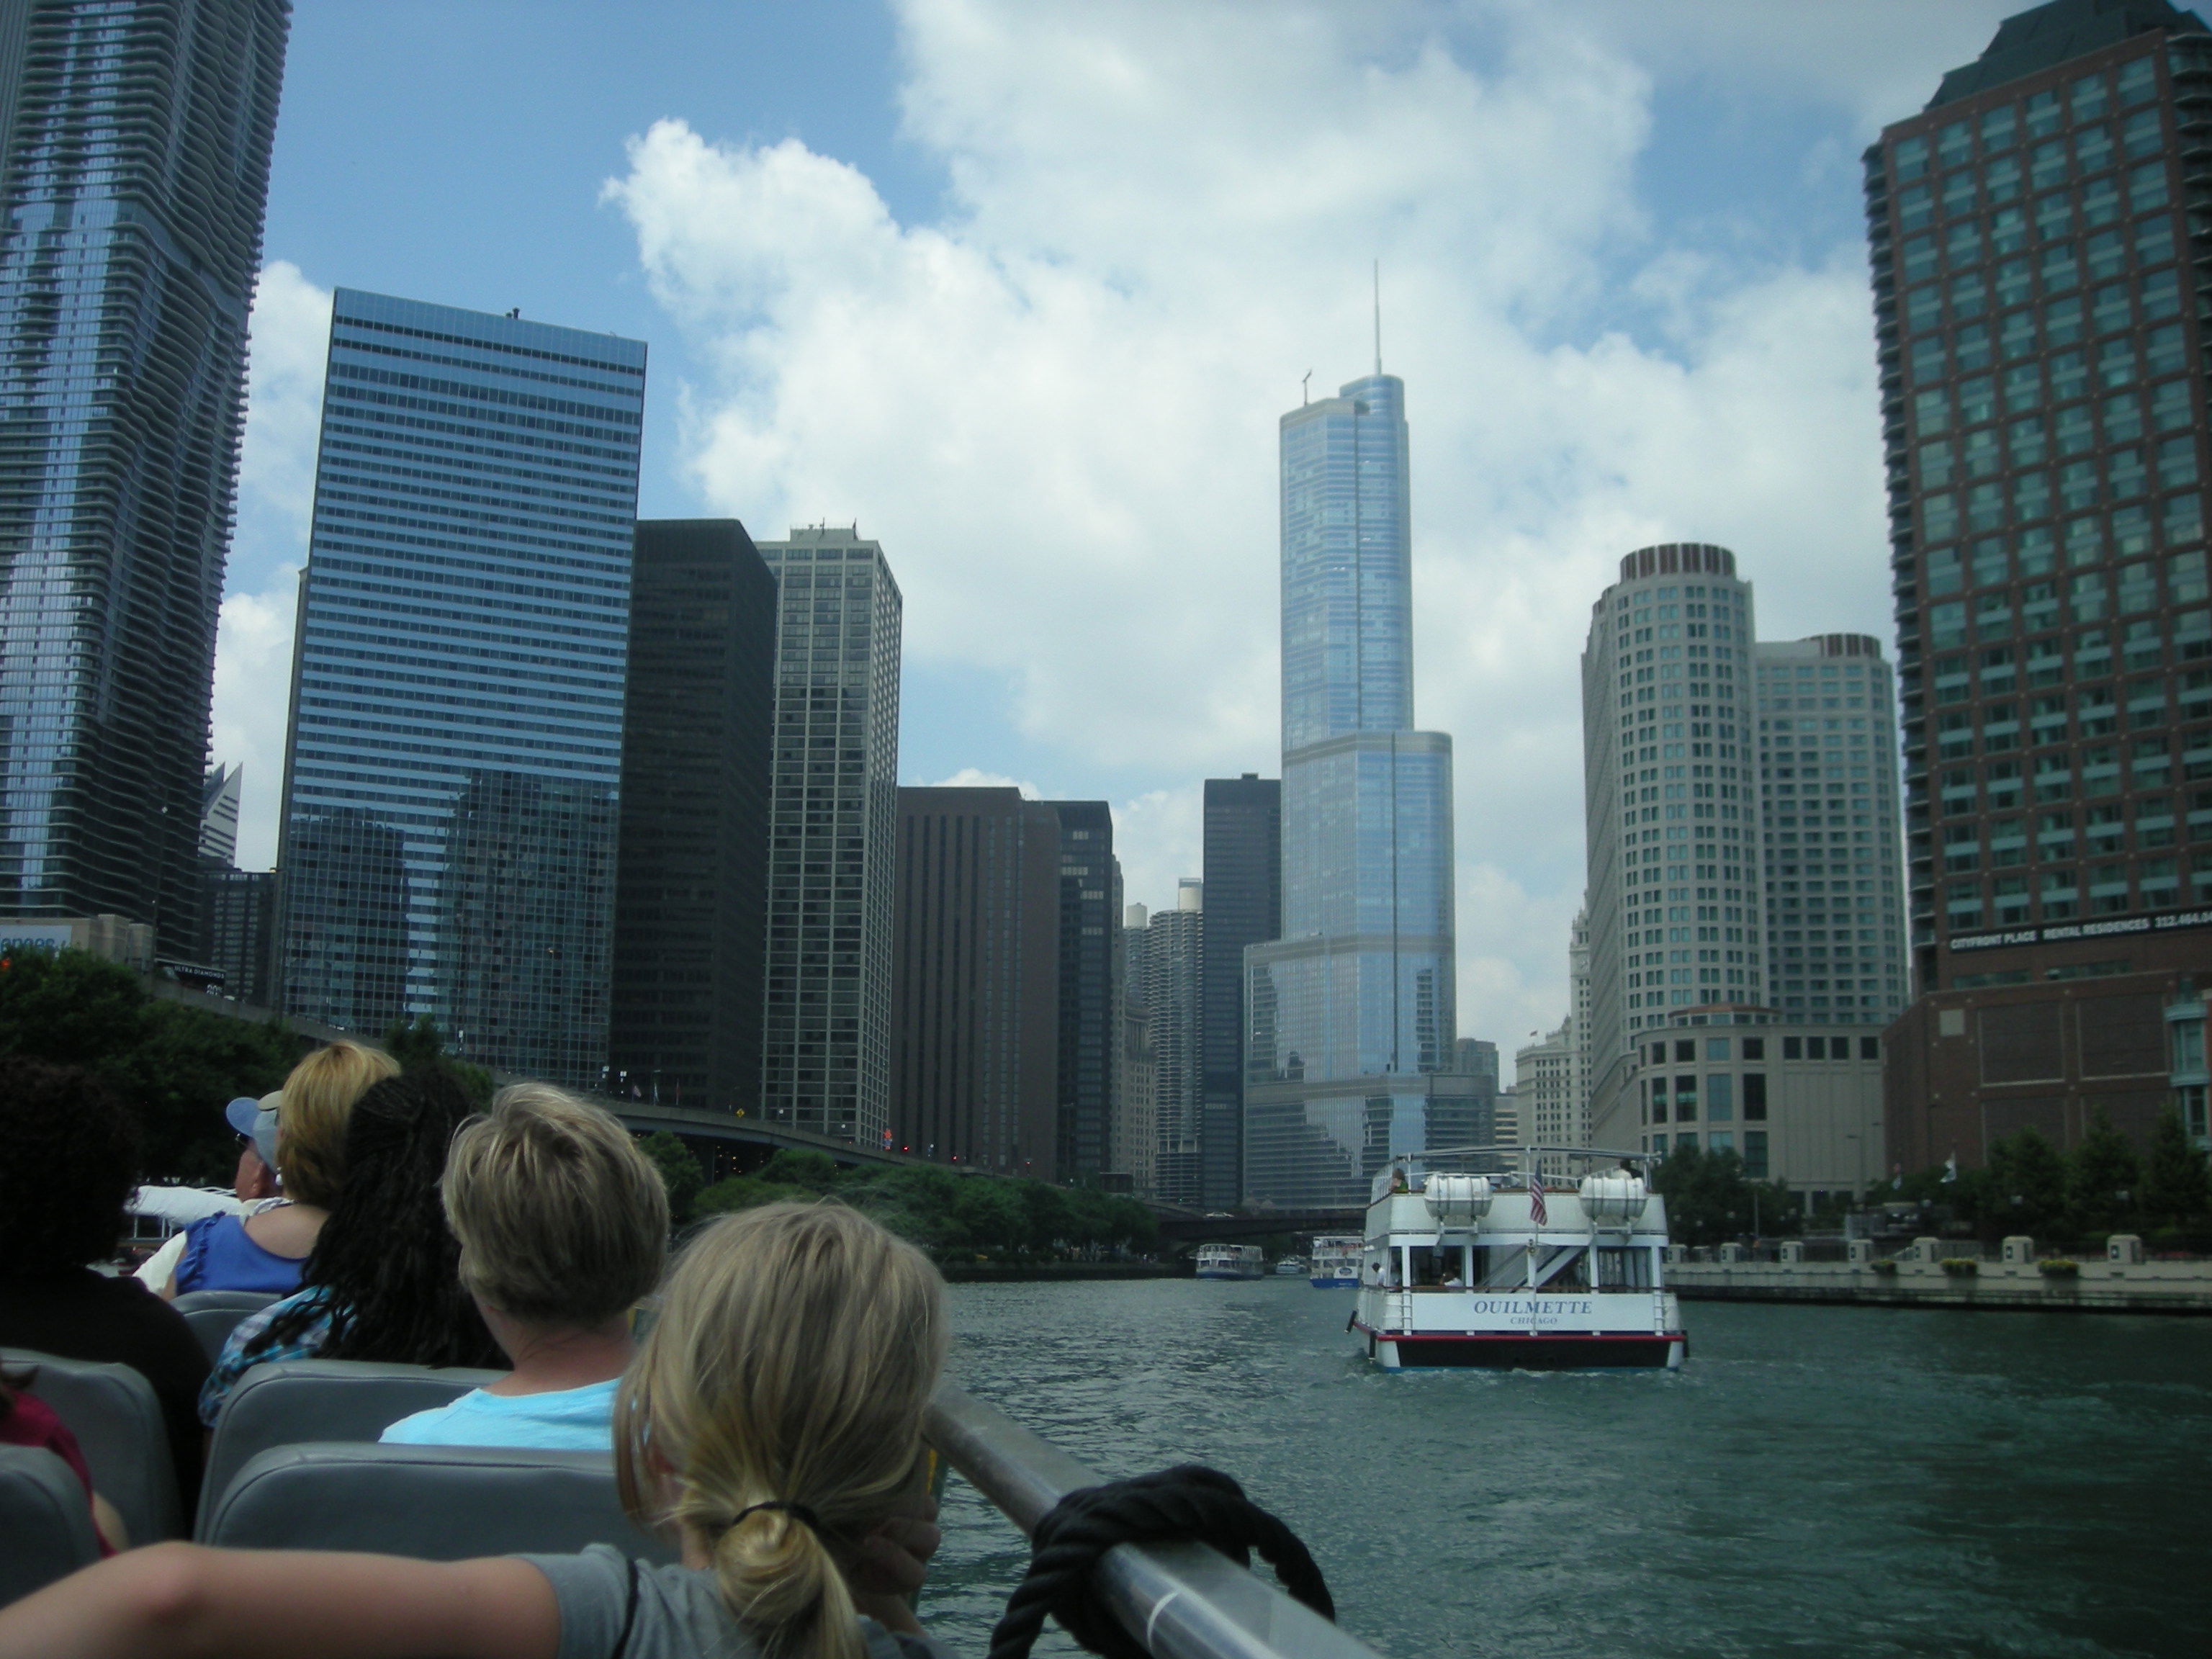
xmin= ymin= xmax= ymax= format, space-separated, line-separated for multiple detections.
xmin=0 ymin=1544 xmax=560 ymax=1659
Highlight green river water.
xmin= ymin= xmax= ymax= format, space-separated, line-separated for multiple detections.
xmin=917 ymin=1278 xmax=2212 ymax=1659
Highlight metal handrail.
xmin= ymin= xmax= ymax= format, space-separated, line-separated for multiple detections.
xmin=925 ymin=1384 xmax=1382 ymax=1659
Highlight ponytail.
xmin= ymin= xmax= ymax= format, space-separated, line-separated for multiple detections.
xmin=615 ymin=1203 xmax=947 ymax=1659
xmin=709 ymin=1507 xmax=862 ymax=1659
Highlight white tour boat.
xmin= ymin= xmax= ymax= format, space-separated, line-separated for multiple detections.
xmin=1308 ymin=1234 xmax=1363 ymax=1287
xmin=1273 ymin=1255 xmax=1305 ymax=1276
xmin=1195 ymin=1242 xmax=1267 ymax=1280
xmin=1351 ymin=1146 xmax=1685 ymax=1370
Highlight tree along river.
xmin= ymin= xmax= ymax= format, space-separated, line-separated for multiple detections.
xmin=920 ymin=1277 xmax=2212 ymax=1659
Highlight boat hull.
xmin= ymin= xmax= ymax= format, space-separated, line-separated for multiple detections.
xmin=1309 ymin=1272 xmax=1359 ymax=1289
xmin=1354 ymin=1321 xmax=1685 ymax=1370
xmin=1195 ymin=1267 xmax=1265 ymax=1281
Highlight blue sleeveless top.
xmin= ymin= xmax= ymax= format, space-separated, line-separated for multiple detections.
xmin=173 ymin=1211 xmax=307 ymax=1296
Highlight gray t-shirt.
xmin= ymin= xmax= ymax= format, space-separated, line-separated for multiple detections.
xmin=520 ymin=1544 xmax=962 ymax=1659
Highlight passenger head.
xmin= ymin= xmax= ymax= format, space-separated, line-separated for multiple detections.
xmin=442 ymin=1082 xmax=668 ymax=1330
xmin=250 ymin=1067 xmax=500 ymax=1371
xmin=616 ymin=1202 xmax=946 ymax=1659
xmin=274 ymin=1039 xmax=399 ymax=1208
xmin=0 ymin=1059 xmax=139 ymax=1277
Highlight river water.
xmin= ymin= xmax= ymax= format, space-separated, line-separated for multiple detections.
xmin=919 ymin=1278 xmax=2212 ymax=1659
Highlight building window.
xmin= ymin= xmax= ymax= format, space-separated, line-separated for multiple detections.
xmin=1708 ymin=1073 xmax=1735 ymax=1123
xmin=1743 ymin=1130 xmax=1770 ymax=1179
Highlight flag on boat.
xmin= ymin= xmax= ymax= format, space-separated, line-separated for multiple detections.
xmin=1529 ymin=1166 xmax=1547 ymax=1227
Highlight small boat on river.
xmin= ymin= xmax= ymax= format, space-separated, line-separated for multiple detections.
xmin=1308 ymin=1234 xmax=1362 ymax=1287
xmin=1195 ymin=1242 xmax=1267 ymax=1280
xmin=1352 ymin=1146 xmax=1685 ymax=1370
xmin=1273 ymin=1254 xmax=1305 ymax=1276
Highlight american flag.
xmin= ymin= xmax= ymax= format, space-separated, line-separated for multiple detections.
xmin=1529 ymin=1166 xmax=1547 ymax=1227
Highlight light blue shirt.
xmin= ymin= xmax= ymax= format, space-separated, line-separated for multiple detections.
xmin=379 ymin=1379 xmax=619 ymax=1450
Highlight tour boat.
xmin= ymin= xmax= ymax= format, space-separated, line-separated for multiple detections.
xmin=1273 ymin=1254 xmax=1305 ymax=1276
xmin=1308 ymin=1234 xmax=1363 ymax=1287
xmin=1351 ymin=1147 xmax=1685 ymax=1370
xmin=1195 ymin=1243 xmax=1267 ymax=1280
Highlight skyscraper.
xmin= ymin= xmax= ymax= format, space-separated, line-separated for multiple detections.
xmin=753 ymin=526 xmax=902 ymax=1147
xmin=277 ymin=292 xmax=645 ymax=1087
xmin=1867 ymin=0 xmax=2212 ymax=1164
xmin=890 ymin=786 xmax=1060 ymax=1173
xmin=1128 ymin=879 xmax=1204 ymax=1204
xmin=609 ymin=520 xmax=777 ymax=1112
xmin=1046 ymin=799 xmax=1118 ymax=1181
xmin=0 ymin=0 xmax=288 ymax=956
xmin=1200 ymin=773 xmax=1280 ymax=1206
xmin=1751 ymin=634 xmax=1907 ymax=1027
xmin=1244 ymin=367 xmax=1457 ymax=1206
xmin=1579 ymin=544 xmax=1765 ymax=1123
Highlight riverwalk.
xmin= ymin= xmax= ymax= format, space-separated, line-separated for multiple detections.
xmin=1666 ymin=1234 xmax=2212 ymax=1313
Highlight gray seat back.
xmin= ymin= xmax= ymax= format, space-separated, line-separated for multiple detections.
xmin=198 ymin=1358 xmax=502 ymax=1537
xmin=0 ymin=1445 xmax=101 ymax=1607
xmin=171 ymin=1290 xmax=278 ymax=1366
xmin=202 ymin=1442 xmax=675 ymax=1563
xmin=0 ymin=1348 xmax=179 ymax=1545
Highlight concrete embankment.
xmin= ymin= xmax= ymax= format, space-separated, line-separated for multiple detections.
xmin=1669 ymin=1241 xmax=2212 ymax=1315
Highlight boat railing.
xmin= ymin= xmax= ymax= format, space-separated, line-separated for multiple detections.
xmin=925 ymin=1383 xmax=1381 ymax=1659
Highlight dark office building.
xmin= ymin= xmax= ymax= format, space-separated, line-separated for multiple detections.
xmin=890 ymin=787 xmax=1061 ymax=1173
xmin=606 ymin=521 xmax=776 ymax=1112
xmin=1200 ymin=774 xmax=1280 ymax=1205
xmin=202 ymin=868 xmax=274 ymax=1007
xmin=0 ymin=0 xmax=288 ymax=955
xmin=1048 ymin=800 xmax=1119 ymax=1182
xmin=1868 ymin=0 xmax=2212 ymax=1164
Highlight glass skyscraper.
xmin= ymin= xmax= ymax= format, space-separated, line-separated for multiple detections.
xmin=1244 ymin=370 xmax=1457 ymax=1207
xmin=0 ymin=0 xmax=288 ymax=956
xmin=277 ymin=290 xmax=645 ymax=1087
xmin=753 ymin=526 xmax=902 ymax=1148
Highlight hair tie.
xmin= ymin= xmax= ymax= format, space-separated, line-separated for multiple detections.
xmin=732 ymin=1500 xmax=824 ymax=1534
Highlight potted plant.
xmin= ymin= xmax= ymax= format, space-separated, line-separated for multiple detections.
xmin=2038 ymin=1257 xmax=2080 ymax=1277
xmin=1940 ymin=1256 xmax=1979 ymax=1277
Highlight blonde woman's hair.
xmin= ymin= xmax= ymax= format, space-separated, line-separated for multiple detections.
xmin=275 ymin=1039 xmax=398 ymax=1208
xmin=444 ymin=1083 xmax=669 ymax=1326
xmin=616 ymin=1203 xmax=947 ymax=1659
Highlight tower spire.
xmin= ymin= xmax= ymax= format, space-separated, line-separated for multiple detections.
xmin=1372 ymin=259 xmax=1381 ymax=374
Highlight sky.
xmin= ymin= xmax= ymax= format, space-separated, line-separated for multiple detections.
xmin=215 ymin=0 xmax=2024 ymax=1061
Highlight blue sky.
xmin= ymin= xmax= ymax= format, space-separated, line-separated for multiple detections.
xmin=215 ymin=0 xmax=2019 ymax=1053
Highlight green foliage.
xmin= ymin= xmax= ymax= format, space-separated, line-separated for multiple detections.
xmin=691 ymin=1146 xmax=1159 ymax=1260
xmin=2141 ymin=1108 xmax=2212 ymax=1230
xmin=1887 ymin=1109 xmax=2212 ymax=1243
xmin=377 ymin=1015 xmax=493 ymax=1106
xmin=0 ymin=946 xmax=302 ymax=1184
xmin=2067 ymin=1108 xmax=2142 ymax=1233
xmin=1649 ymin=1143 xmax=1799 ymax=1246
xmin=638 ymin=1133 xmax=706 ymax=1223
xmin=1984 ymin=1126 xmax=2069 ymax=1238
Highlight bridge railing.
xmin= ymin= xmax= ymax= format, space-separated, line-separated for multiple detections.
xmin=925 ymin=1384 xmax=1379 ymax=1659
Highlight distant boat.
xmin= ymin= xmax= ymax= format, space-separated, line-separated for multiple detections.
xmin=1352 ymin=1146 xmax=1686 ymax=1370
xmin=1195 ymin=1243 xmax=1267 ymax=1280
xmin=1308 ymin=1234 xmax=1362 ymax=1288
xmin=1273 ymin=1254 xmax=1305 ymax=1276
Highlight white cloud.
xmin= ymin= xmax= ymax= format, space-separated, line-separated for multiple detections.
xmin=604 ymin=0 xmax=1908 ymax=1048
xmin=212 ymin=260 xmax=332 ymax=869
xmin=922 ymin=766 xmax=1040 ymax=796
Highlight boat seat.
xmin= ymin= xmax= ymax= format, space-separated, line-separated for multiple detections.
xmin=0 ymin=1348 xmax=180 ymax=1546
xmin=202 ymin=1442 xmax=675 ymax=1563
xmin=0 ymin=1446 xmax=101 ymax=1608
xmin=198 ymin=1359 xmax=502 ymax=1539
xmin=171 ymin=1290 xmax=279 ymax=1366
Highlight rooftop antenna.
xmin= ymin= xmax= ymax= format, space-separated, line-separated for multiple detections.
xmin=1300 ymin=369 xmax=1311 ymax=405
xmin=1372 ymin=258 xmax=1381 ymax=374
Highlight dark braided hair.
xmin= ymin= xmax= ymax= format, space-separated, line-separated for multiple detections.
xmin=247 ymin=1069 xmax=501 ymax=1370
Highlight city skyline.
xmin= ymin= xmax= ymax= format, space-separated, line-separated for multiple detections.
xmin=202 ymin=1 xmax=2034 ymax=1056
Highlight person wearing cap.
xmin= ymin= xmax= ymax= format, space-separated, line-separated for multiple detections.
xmin=132 ymin=1092 xmax=285 ymax=1294
xmin=161 ymin=1040 xmax=397 ymax=1298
